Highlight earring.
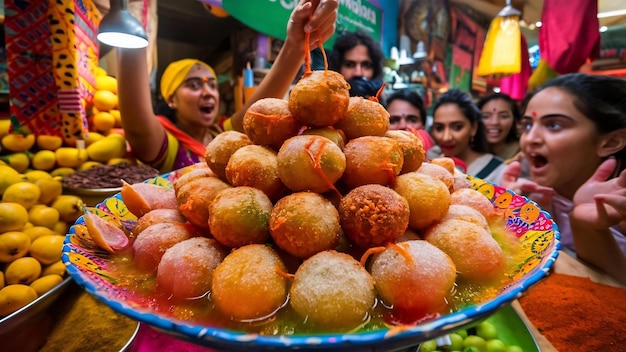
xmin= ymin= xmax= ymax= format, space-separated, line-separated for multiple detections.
xmin=470 ymin=135 xmax=475 ymax=146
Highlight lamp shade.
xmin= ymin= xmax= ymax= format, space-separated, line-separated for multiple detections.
xmin=97 ymin=0 xmax=148 ymax=49
xmin=476 ymin=14 xmax=522 ymax=76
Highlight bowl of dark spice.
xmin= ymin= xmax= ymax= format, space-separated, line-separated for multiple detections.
xmin=62 ymin=164 xmax=160 ymax=206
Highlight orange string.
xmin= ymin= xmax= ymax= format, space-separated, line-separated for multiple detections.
xmin=359 ymin=246 xmax=386 ymax=267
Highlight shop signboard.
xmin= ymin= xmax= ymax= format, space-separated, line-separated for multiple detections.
xmin=216 ymin=0 xmax=383 ymax=48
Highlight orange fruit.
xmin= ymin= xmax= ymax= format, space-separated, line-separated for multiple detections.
xmin=92 ymin=111 xmax=116 ymax=132
xmin=95 ymin=75 xmax=118 ymax=94
xmin=36 ymin=135 xmax=63 ymax=150
xmin=93 ymin=90 xmax=118 ymax=112
xmin=109 ymin=109 xmax=122 ymax=127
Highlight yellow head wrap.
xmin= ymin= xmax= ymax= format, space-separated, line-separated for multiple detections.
xmin=160 ymin=59 xmax=216 ymax=102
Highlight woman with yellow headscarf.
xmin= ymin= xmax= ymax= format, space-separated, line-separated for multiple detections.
xmin=116 ymin=0 xmax=339 ymax=173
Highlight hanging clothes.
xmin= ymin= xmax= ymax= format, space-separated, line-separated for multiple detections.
xmin=499 ymin=35 xmax=531 ymax=101
xmin=538 ymin=0 xmax=600 ymax=74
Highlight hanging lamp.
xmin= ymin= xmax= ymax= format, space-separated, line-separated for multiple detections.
xmin=97 ymin=0 xmax=148 ymax=49
xmin=476 ymin=0 xmax=522 ymax=76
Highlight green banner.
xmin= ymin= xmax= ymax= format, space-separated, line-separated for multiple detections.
xmin=222 ymin=0 xmax=383 ymax=48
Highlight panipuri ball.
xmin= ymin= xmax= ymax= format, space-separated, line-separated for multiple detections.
xmin=172 ymin=163 xmax=216 ymax=193
xmin=450 ymin=188 xmax=495 ymax=219
xmin=334 ymin=96 xmax=389 ymax=140
xmin=301 ymin=127 xmax=346 ymax=149
xmin=439 ymin=204 xmax=489 ymax=231
xmin=277 ymin=135 xmax=346 ymax=193
xmin=424 ymin=219 xmax=505 ymax=283
xmin=416 ymin=162 xmax=454 ymax=191
xmin=384 ymin=130 xmax=426 ymax=174
xmin=243 ymin=97 xmax=301 ymax=150
xmin=269 ymin=192 xmax=340 ymax=258
xmin=156 ymin=237 xmax=226 ymax=300
xmin=429 ymin=157 xmax=456 ymax=175
xmin=225 ymin=144 xmax=287 ymax=202
xmin=176 ymin=176 xmax=231 ymax=231
xmin=342 ymin=136 xmax=404 ymax=189
xmin=393 ymin=172 xmax=450 ymax=230
xmin=132 ymin=208 xmax=187 ymax=236
xmin=369 ymin=240 xmax=456 ymax=323
xmin=290 ymin=250 xmax=375 ymax=331
xmin=132 ymin=222 xmax=194 ymax=272
xmin=339 ymin=184 xmax=409 ymax=248
xmin=204 ymin=130 xmax=252 ymax=181
xmin=288 ymin=70 xmax=350 ymax=127
xmin=211 ymin=244 xmax=288 ymax=321
xmin=209 ymin=186 xmax=273 ymax=248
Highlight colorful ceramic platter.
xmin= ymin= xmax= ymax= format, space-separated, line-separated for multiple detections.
xmin=62 ymin=165 xmax=561 ymax=351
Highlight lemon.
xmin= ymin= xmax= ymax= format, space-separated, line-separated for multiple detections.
xmin=23 ymin=170 xmax=52 ymax=183
xmin=4 ymin=256 xmax=42 ymax=285
xmin=86 ymin=134 xmax=127 ymax=162
xmin=0 ymin=119 xmax=12 ymax=138
xmin=35 ymin=178 xmax=63 ymax=205
xmin=108 ymin=157 xmax=135 ymax=166
xmin=51 ymin=195 xmax=83 ymax=223
xmin=30 ymin=274 xmax=64 ymax=296
xmin=36 ymin=135 xmax=63 ymax=150
xmin=42 ymin=260 xmax=66 ymax=277
xmin=84 ymin=131 xmax=105 ymax=146
xmin=52 ymin=221 xmax=68 ymax=236
xmin=28 ymin=205 xmax=60 ymax=229
xmin=31 ymin=150 xmax=57 ymax=171
xmin=23 ymin=226 xmax=57 ymax=242
xmin=0 ymin=152 xmax=30 ymax=173
xmin=54 ymin=147 xmax=88 ymax=168
xmin=0 ymin=231 xmax=31 ymax=263
xmin=110 ymin=109 xmax=122 ymax=127
xmin=50 ymin=167 xmax=76 ymax=178
xmin=21 ymin=222 xmax=33 ymax=231
xmin=77 ymin=161 xmax=103 ymax=171
xmin=0 ymin=202 xmax=29 ymax=233
xmin=96 ymin=75 xmax=118 ymax=94
xmin=0 ymin=165 xmax=25 ymax=194
xmin=1 ymin=133 xmax=35 ymax=152
xmin=29 ymin=235 xmax=65 ymax=265
xmin=94 ymin=66 xmax=107 ymax=77
xmin=0 ymin=284 xmax=38 ymax=316
xmin=92 ymin=111 xmax=116 ymax=133
xmin=2 ymin=182 xmax=41 ymax=210
xmin=93 ymin=90 xmax=118 ymax=112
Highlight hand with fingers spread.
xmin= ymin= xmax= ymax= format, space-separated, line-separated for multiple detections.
xmin=501 ymin=161 xmax=555 ymax=208
xmin=572 ymin=158 xmax=626 ymax=229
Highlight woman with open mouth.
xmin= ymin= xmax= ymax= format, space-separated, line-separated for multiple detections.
xmin=503 ymin=73 xmax=626 ymax=285
xmin=430 ymin=89 xmax=507 ymax=185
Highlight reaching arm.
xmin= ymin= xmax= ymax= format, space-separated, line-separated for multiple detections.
xmin=229 ymin=0 xmax=338 ymax=132
xmin=116 ymin=47 xmax=166 ymax=163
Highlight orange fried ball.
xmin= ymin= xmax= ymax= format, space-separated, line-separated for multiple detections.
xmin=225 ymin=144 xmax=287 ymax=202
xmin=384 ymin=130 xmax=426 ymax=174
xmin=277 ymin=135 xmax=346 ymax=193
xmin=339 ymin=184 xmax=410 ymax=248
xmin=156 ymin=237 xmax=226 ymax=300
xmin=204 ymin=130 xmax=252 ymax=181
xmin=341 ymin=136 xmax=404 ymax=189
xmin=243 ymin=97 xmax=301 ymax=150
xmin=334 ymin=96 xmax=389 ymax=140
xmin=393 ymin=172 xmax=450 ymax=230
xmin=211 ymin=244 xmax=288 ymax=321
xmin=424 ymin=219 xmax=506 ymax=283
xmin=450 ymin=188 xmax=495 ymax=219
xmin=290 ymin=250 xmax=376 ymax=331
xmin=301 ymin=127 xmax=346 ymax=149
xmin=132 ymin=208 xmax=187 ymax=236
xmin=369 ymin=240 xmax=456 ymax=323
xmin=172 ymin=162 xmax=216 ymax=193
xmin=209 ymin=186 xmax=273 ymax=248
xmin=176 ymin=176 xmax=231 ymax=231
xmin=440 ymin=204 xmax=489 ymax=231
xmin=416 ymin=162 xmax=455 ymax=192
xmin=288 ymin=70 xmax=350 ymax=127
xmin=269 ymin=192 xmax=340 ymax=258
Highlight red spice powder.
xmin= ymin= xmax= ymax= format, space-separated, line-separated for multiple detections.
xmin=518 ymin=273 xmax=626 ymax=351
